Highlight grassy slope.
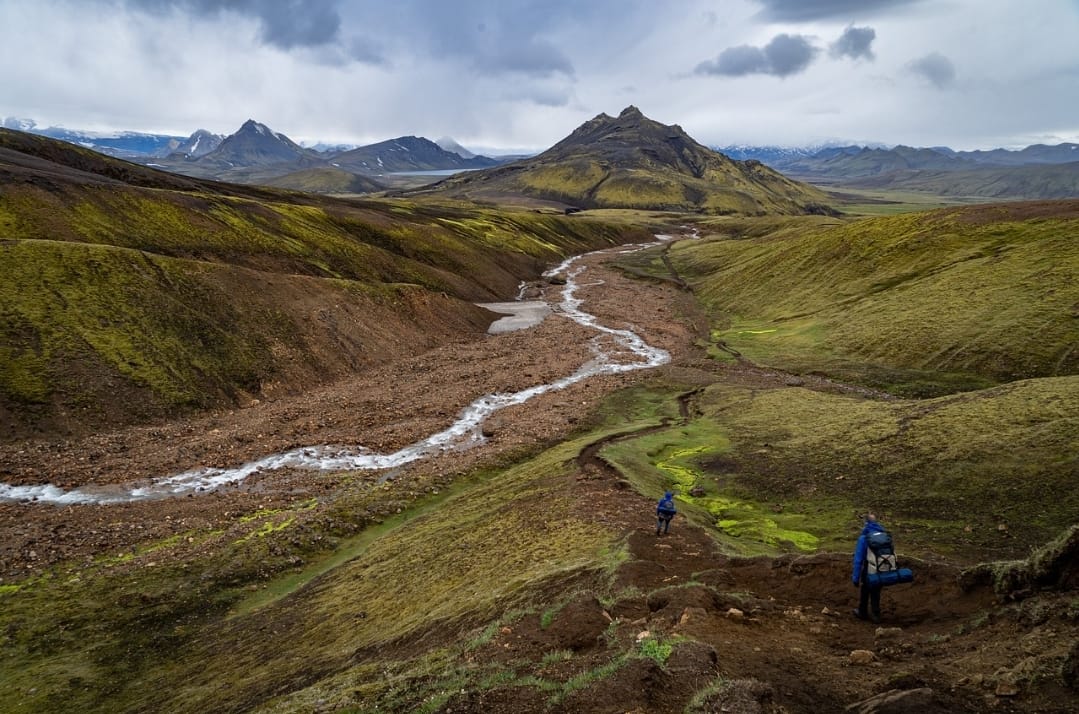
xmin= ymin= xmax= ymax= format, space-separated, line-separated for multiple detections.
xmin=602 ymin=378 xmax=1078 ymax=562
xmin=485 ymin=157 xmax=833 ymax=215
xmin=674 ymin=201 xmax=1079 ymax=395
xmin=602 ymin=202 xmax=1079 ymax=560
xmin=261 ymin=166 xmax=386 ymax=194
xmin=1 ymin=150 xmax=646 ymax=434
xmin=0 ymin=430 xmax=638 ymax=713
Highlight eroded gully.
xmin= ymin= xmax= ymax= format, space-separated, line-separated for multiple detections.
xmin=1 ymin=237 xmax=676 ymax=505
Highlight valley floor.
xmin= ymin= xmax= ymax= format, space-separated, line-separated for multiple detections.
xmin=1 ymin=240 xmax=1075 ymax=712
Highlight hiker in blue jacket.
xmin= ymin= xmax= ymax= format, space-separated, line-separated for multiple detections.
xmin=656 ymin=491 xmax=677 ymax=535
xmin=851 ymin=513 xmax=886 ymax=623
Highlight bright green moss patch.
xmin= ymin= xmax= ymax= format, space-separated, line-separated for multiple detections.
xmin=600 ymin=418 xmax=823 ymax=554
xmin=0 ymin=347 xmax=50 ymax=403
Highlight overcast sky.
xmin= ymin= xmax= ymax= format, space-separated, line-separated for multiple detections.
xmin=2 ymin=0 xmax=1078 ymax=153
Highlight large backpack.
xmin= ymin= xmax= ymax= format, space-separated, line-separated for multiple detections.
xmin=865 ymin=530 xmax=897 ymax=577
xmin=865 ymin=529 xmax=913 ymax=587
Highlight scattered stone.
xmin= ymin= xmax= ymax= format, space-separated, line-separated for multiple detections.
xmin=844 ymin=687 xmax=936 ymax=713
xmin=875 ymin=626 xmax=904 ymax=639
xmin=689 ymin=485 xmax=706 ymax=497
xmin=726 ymin=607 xmax=744 ymax=621
xmin=994 ymin=677 xmax=1020 ymax=697
xmin=821 ymin=606 xmax=836 ymax=616
xmin=480 ymin=417 xmax=503 ymax=438
xmin=636 ymin=630 xmax=651 ymax=642
xmin=849 ymin=650 xmax=876 ymax=666
xmin=678 ymin=607 xmax=707 ymax=626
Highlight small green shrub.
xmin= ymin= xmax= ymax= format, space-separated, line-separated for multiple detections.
xmin=638 ymin=636 xmax=674 ymax=666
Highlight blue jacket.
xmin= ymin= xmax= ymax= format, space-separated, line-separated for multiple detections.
xmin=657 ymin=492 xmax=676 ymax=517
xmin=851 ymin=519 xmax=887 ymax=585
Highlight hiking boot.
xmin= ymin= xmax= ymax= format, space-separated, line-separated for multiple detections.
xmin=852 ymin=609 xmax=867 ymax=621
xmin=871 ymin=611 xmax=881 ymax=624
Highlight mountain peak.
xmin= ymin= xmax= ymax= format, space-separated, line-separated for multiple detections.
xmin=423 ymin=106 xmax=833 ymax=215
xmin=239 ymin=119 xmax=271 ymax=135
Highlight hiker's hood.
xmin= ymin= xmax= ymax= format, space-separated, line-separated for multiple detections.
xmin=664 ymin=491 xmax=673 ymax=500
xmin=860 ymin=520 xmax=886 ymax=537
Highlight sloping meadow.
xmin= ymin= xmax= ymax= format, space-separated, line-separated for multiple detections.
xmin=676 ymin=201 xmax=1079 ymax=394
xmin=620 ymin=201 xmax=1079 ymax=557
xmin=0 ymin=163 xmax=644 ymax=435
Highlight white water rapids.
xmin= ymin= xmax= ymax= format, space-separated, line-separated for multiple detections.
xmin=0 ymin=240 xmax=672 ymax=505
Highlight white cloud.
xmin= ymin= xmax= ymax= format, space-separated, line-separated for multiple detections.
xmin=1 ymin=0 xmax=1078 ymax=150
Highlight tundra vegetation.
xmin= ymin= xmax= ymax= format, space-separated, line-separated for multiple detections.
xmin=0 ymin=129 xmax=1076 ymax=712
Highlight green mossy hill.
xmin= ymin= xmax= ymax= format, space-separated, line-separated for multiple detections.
xmin=0 ymin=166 xmax=632 ymax=302
xmin=0 ymin=130 xmax=648 ymax=435
xmin=415 ymin=106 xmax=834 ymax=215
xmin=0 ymin=239 xmax=496 ymax=437
xmin=675 ymin=378 xmax=1078 ymax=559
xmin=673 ymin=200 xmax=1079 ymax=392
xmin=262 ymin=166 xmax=387 ymax=194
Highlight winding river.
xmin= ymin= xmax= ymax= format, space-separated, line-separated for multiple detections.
xmin=0 ymin=240 xmax=672 ymax=505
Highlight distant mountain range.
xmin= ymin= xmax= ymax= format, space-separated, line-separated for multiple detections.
xmin=718 ymin=142 xmax=1079 ymax=171
xmin=329 ymin=136 xmax=498 ymax=174
xmin=414 ymin=106 xmax=833 ymax=215
xmin=6 ymin=113 xmax=1076 ymax=200
xmin=148 ymin=120 xmax=501 ymax=191
xmin=1 ymin=116 xmax=192 ymax=159
xmin=1 ymin=116 xmax=497 ymax=194
xmin=719 ymin=142 xmax=1079 ymax=199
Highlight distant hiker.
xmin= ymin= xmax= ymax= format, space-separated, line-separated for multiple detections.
xmin=656 ymin=491 xmax=677 ymax=535
xmin=851 ymin=513 xmax=896 ymax=623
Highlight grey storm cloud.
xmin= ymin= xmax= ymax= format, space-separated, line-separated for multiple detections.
xmin=363 ymin=1 xmax=579 ymax=79
xmin=830 ymin=25 xmax=876 ymax=60
xmin=128 ymin=0 xmax=343 ymax=50
xmin=908 ymin=52 xmax=956 ymax=88
xmin=752 ymin=0 xmax=924 ymax=22
xmin=696 ymin=33 xmax=819 ymax=78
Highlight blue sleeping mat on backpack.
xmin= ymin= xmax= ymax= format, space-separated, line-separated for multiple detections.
xmin=867 ymin=567 xmax=914 ymax=587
